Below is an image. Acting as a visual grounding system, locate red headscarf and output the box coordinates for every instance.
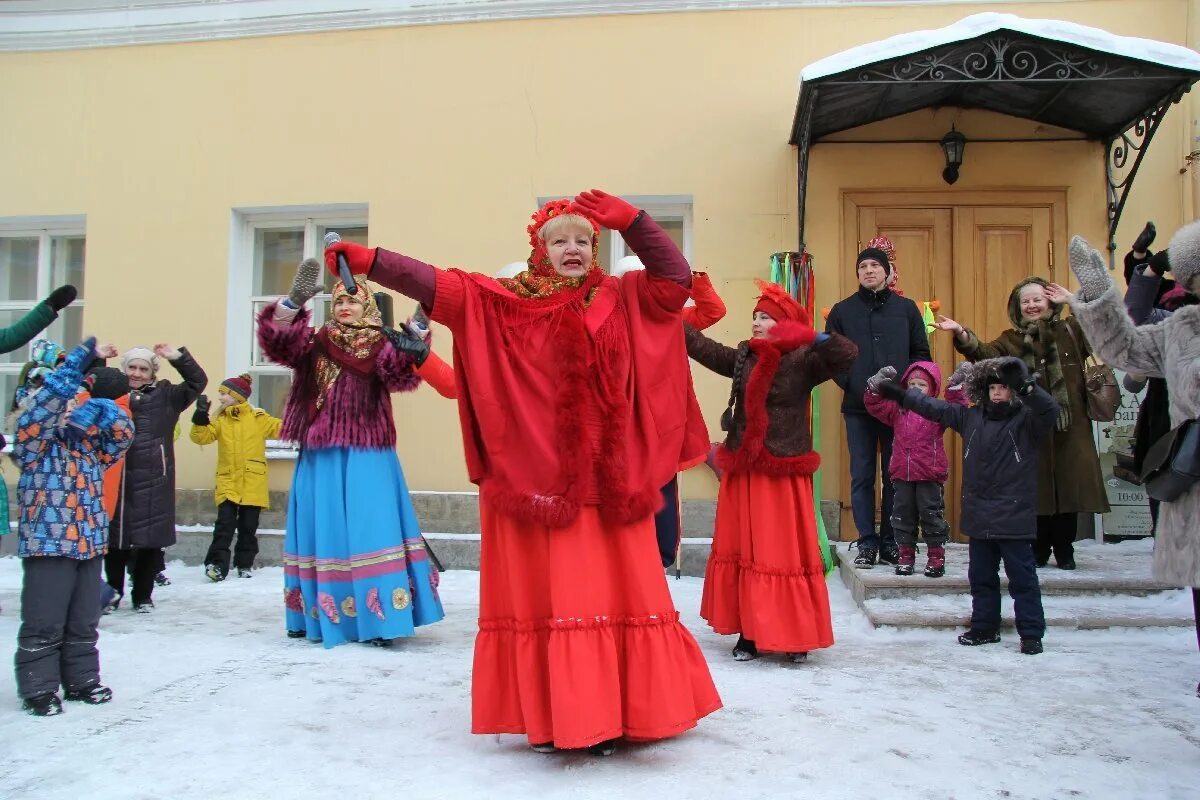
[753,279,808,325]
[494,199,604,304]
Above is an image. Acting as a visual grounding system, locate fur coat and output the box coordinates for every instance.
[1070,286,1200,587]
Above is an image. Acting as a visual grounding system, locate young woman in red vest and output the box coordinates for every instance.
[324,191,720,757]
[685,282,857,662]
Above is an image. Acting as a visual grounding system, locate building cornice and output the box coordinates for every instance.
[0,0,1028,53]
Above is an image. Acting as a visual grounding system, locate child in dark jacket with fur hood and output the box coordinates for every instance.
[864,361,967,577]
[874,356,1058,655]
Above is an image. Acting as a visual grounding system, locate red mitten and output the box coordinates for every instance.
[323,241,377,279]
[572,189,639,232]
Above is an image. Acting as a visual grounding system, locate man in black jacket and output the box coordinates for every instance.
[825,246,931,567]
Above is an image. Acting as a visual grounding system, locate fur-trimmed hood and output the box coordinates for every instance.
[957,357,1026,407]
[1007,277,1063,329]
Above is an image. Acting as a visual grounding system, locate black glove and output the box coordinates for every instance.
[1147,250,1170,277]
[192,395,211,426]
[995,357,1035,395]
[1131,221,1156,254]
[383,325,430,366]
[876,379,907,403]
[45,284,78,312]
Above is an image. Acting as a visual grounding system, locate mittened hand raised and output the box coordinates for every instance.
[288,258,324,308]
[323,241,376,280]
[1132,221,1156,254]
[192,395,211,426]
[866,365,897,393]
[572,189,639,232]
[947,361,975,389]
[1067,235,1113,302]
[45,285,78,312]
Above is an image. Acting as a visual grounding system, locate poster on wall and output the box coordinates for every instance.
[1094,368,1153,538]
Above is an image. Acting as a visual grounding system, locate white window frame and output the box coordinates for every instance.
[0,215,87,439]
[227,204,368,458]
[536,194,693,269]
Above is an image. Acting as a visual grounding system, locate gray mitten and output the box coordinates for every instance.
[866,365,897,393]
[947,361,974,390]
[1067,235,1113,302]
[287,258,323,307]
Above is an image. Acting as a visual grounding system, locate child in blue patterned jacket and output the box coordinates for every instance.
[10,337,134,716]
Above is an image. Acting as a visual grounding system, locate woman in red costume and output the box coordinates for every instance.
[685,281,857,663]
[324,190,720,756]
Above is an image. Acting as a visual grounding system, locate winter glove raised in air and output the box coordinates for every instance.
[1067,236,1114,302]
[866,365,897,394]
[192,395,211,426]
[383,325,430,367]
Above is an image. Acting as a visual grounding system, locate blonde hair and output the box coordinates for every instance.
[537,213,594,245]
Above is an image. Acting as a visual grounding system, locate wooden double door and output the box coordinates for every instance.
[838,191,1067,541]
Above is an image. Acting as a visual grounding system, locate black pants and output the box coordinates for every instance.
[967,538,1045,640]
[105,547,160,606]
[890,480,950,547]
[206,501,262,573]
[844,412,895,549]
[654,478,681,569]
[1034,512,1077,565]
[15,557,104,699]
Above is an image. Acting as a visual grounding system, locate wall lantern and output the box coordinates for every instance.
[941,127,967,185]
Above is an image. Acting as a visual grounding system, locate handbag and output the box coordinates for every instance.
[1140,420,1200,502]
[1065,323,1120,422]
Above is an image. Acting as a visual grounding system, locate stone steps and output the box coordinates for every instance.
[837,541,1194,629]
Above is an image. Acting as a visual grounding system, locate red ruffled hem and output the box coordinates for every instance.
[473,502,722,749]
[472,612,722,749]
[700,556,834,653]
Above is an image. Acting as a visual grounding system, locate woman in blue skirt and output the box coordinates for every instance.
[257,258,444,647]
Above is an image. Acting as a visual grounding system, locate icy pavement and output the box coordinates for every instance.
[0,558,1197,800]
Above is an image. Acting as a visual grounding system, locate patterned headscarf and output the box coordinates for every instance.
[495,199,605,304]
[313,279,385,409]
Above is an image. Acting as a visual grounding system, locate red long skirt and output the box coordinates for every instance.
[700,472,834,653]
[471,502,722,749]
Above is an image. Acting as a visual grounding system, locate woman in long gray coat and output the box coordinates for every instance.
[1056,225,1200,697]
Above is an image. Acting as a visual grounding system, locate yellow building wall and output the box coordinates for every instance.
[0,0,1193,507]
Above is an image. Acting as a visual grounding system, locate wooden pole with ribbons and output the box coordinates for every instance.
[770,251,835,575]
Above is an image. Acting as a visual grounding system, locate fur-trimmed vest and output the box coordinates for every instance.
[686,322,857,476]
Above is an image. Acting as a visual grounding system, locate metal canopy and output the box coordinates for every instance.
[789,24,1200,260]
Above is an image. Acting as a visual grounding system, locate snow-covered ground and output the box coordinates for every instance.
[0,558,1197,800]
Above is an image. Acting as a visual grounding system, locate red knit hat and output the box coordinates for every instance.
[220,373,252,403]
[753,279,807,324]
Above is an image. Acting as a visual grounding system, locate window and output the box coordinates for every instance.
[0,217,86,434]
[227,206,368,428]
[536,195,693,272]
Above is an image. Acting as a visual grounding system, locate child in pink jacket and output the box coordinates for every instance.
[864,361,966,577]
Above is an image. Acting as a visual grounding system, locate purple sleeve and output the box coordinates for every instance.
[370,248,438,309]
[1124,267,1165,326]
[620,213,692,289]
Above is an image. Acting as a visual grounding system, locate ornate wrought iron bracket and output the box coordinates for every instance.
[1106,91,1185,268]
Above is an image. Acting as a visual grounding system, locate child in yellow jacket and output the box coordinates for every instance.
[190,374,282,581]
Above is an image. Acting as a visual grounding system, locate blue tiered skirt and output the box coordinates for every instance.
[283,447,444,648]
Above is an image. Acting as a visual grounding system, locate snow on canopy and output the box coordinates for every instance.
[800,12,1200,83]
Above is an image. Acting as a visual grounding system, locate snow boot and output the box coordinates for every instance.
[133,601,154,614]
[205,563,225,583]
[287,629,307,639]
[64,684,113,705]
[1020,638,1044,655]
[895,545,916,576]
[852,544,878,569]
[236,567,253,579]
[924,545,946,578]
[101,585,121,615]
[957,629,1001,646]
[154,572,171,587]
[22,693,63,717]
[732,635,759,661]
[878,540,901,566]
[588,739,619,757]
[530,742,558,754]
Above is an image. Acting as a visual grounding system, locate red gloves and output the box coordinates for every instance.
[573,189,639,232]
[323,241,377,279]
